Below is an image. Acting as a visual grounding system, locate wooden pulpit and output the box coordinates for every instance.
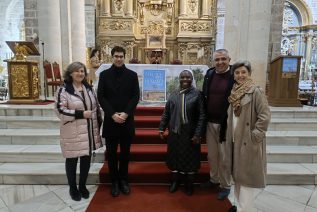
[268,55,302,107]
[4,41,41,103]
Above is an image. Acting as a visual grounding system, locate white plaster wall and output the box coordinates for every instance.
[224,0,273,89]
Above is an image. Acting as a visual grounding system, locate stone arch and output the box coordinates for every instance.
[287,0,313,26]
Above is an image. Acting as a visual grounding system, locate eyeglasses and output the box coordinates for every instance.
[113,55,124,59]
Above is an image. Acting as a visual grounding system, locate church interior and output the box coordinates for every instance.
[0,0,317,211]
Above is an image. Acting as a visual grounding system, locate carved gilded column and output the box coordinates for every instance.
[103,0,111,16]
[126,0,133,17]
[179,0,186,17]
[304,32,313,80]
[202,0,210,18]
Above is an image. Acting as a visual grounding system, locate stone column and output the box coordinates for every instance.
[37,0,62,98]
[179,0,186,17]
[224,0,273,90]
[126,0,133,17]
[37,0,62,64]
[103,0,111,16]
[70,0,86,63]
[202,0,210,18]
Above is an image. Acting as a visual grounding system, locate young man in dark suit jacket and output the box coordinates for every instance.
[97,46,140,197]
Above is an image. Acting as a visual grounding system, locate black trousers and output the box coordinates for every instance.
[106,138,132,183]
[65,155,91,189]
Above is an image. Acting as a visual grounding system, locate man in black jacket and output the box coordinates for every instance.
[97,46,140,197]
[201,49,234,200]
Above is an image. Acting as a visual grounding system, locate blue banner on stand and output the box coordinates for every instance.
[142,69,166,101]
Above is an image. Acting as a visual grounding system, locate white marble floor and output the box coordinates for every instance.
[0,184,316,212]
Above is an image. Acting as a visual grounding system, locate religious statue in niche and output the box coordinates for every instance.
[188,0,197,13]
[114,0,124,13]
[150,4,162,16]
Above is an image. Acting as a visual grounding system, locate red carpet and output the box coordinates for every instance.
[87,106,232,211]
[86,185,232,212]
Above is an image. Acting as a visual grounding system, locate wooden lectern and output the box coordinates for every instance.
[268,55,302,107]
[4,41,40,103]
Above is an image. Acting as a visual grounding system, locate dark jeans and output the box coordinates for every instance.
[106,138,132,183]
[65,155,91,189]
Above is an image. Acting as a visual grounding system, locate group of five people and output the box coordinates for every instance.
[55,46,271,212]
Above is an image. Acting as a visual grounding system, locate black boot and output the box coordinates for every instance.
[69,186,81,201]
[169,172,180,193]
[185,173,195,196]
[79,156,91,199]
[66,158,81,201]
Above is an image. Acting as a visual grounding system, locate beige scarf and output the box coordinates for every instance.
[228,78,254,117]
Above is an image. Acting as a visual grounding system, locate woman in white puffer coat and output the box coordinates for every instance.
[55,62,102,201]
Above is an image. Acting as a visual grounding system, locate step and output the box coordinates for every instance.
[0,104,56,117]
[3,116,317,132]
[0,144,208,163]
[266,131,317,146]
[0,162,316,185]
[0,145,105,163]
[267,163,317,185]
[135,106,164,116]
[2,129,317,145]
[0,116,59,129]
[269,106,317,118]
[268,118,317,131]
[0,162,103,184]
[135,116,161,128]
[95,162,211,184]
[0,129,60,145]
[1,105,317,118]
[2,144,317,164]
[267,146,317,163]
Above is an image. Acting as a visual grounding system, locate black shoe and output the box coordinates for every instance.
[69,187,81,201]
[111,182,120,197]
[79,186,90,199]
[169,181,180,193]
[200,180,220,189]
[218,188,230,200]
[228,206,237,212]
[185,181,194,196]
[120,180,130,195]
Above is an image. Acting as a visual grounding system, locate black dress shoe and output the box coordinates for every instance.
[120,180,130,195]
[185,182,194,196]
[200,180,220,189]
[169,181,180,193]
[228,206,237,212]
[69,187,81,201]
[111,182,120,197]
[79,186,90,199]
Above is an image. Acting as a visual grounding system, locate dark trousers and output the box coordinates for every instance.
[106,138,132,183]
[65,155,91,189]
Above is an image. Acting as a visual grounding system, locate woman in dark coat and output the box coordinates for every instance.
[159,69,205,195]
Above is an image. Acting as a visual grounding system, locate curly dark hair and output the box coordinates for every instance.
[63,62,88,83]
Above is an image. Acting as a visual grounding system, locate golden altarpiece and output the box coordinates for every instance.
[4,41,40,103]
[96,0,216,65]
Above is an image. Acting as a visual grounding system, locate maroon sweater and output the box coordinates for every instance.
[207,71,232,123]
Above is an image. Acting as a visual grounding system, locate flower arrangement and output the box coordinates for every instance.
[129,58,141,64]
[170,59,182,65]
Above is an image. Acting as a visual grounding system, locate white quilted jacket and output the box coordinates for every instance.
[54,83,102,158]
